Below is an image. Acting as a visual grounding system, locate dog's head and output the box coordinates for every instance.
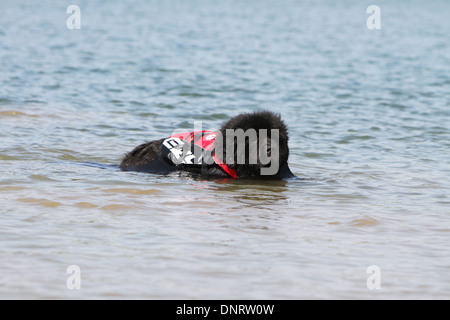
[216,110,289,178]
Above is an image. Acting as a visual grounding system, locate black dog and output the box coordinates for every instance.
[120,110,295,179]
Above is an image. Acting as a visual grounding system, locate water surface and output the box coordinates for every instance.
[1,0,449,299]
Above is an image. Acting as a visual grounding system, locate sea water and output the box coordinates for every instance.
[0,0,449,299]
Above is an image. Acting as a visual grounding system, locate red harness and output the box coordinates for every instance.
[166,131,237,179]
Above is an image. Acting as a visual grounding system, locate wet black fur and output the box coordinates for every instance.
[120,110,295,179]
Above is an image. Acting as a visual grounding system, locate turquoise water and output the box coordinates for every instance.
[0,0,449,299]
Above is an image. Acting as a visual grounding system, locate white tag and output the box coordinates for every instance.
[162,137,201,165]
